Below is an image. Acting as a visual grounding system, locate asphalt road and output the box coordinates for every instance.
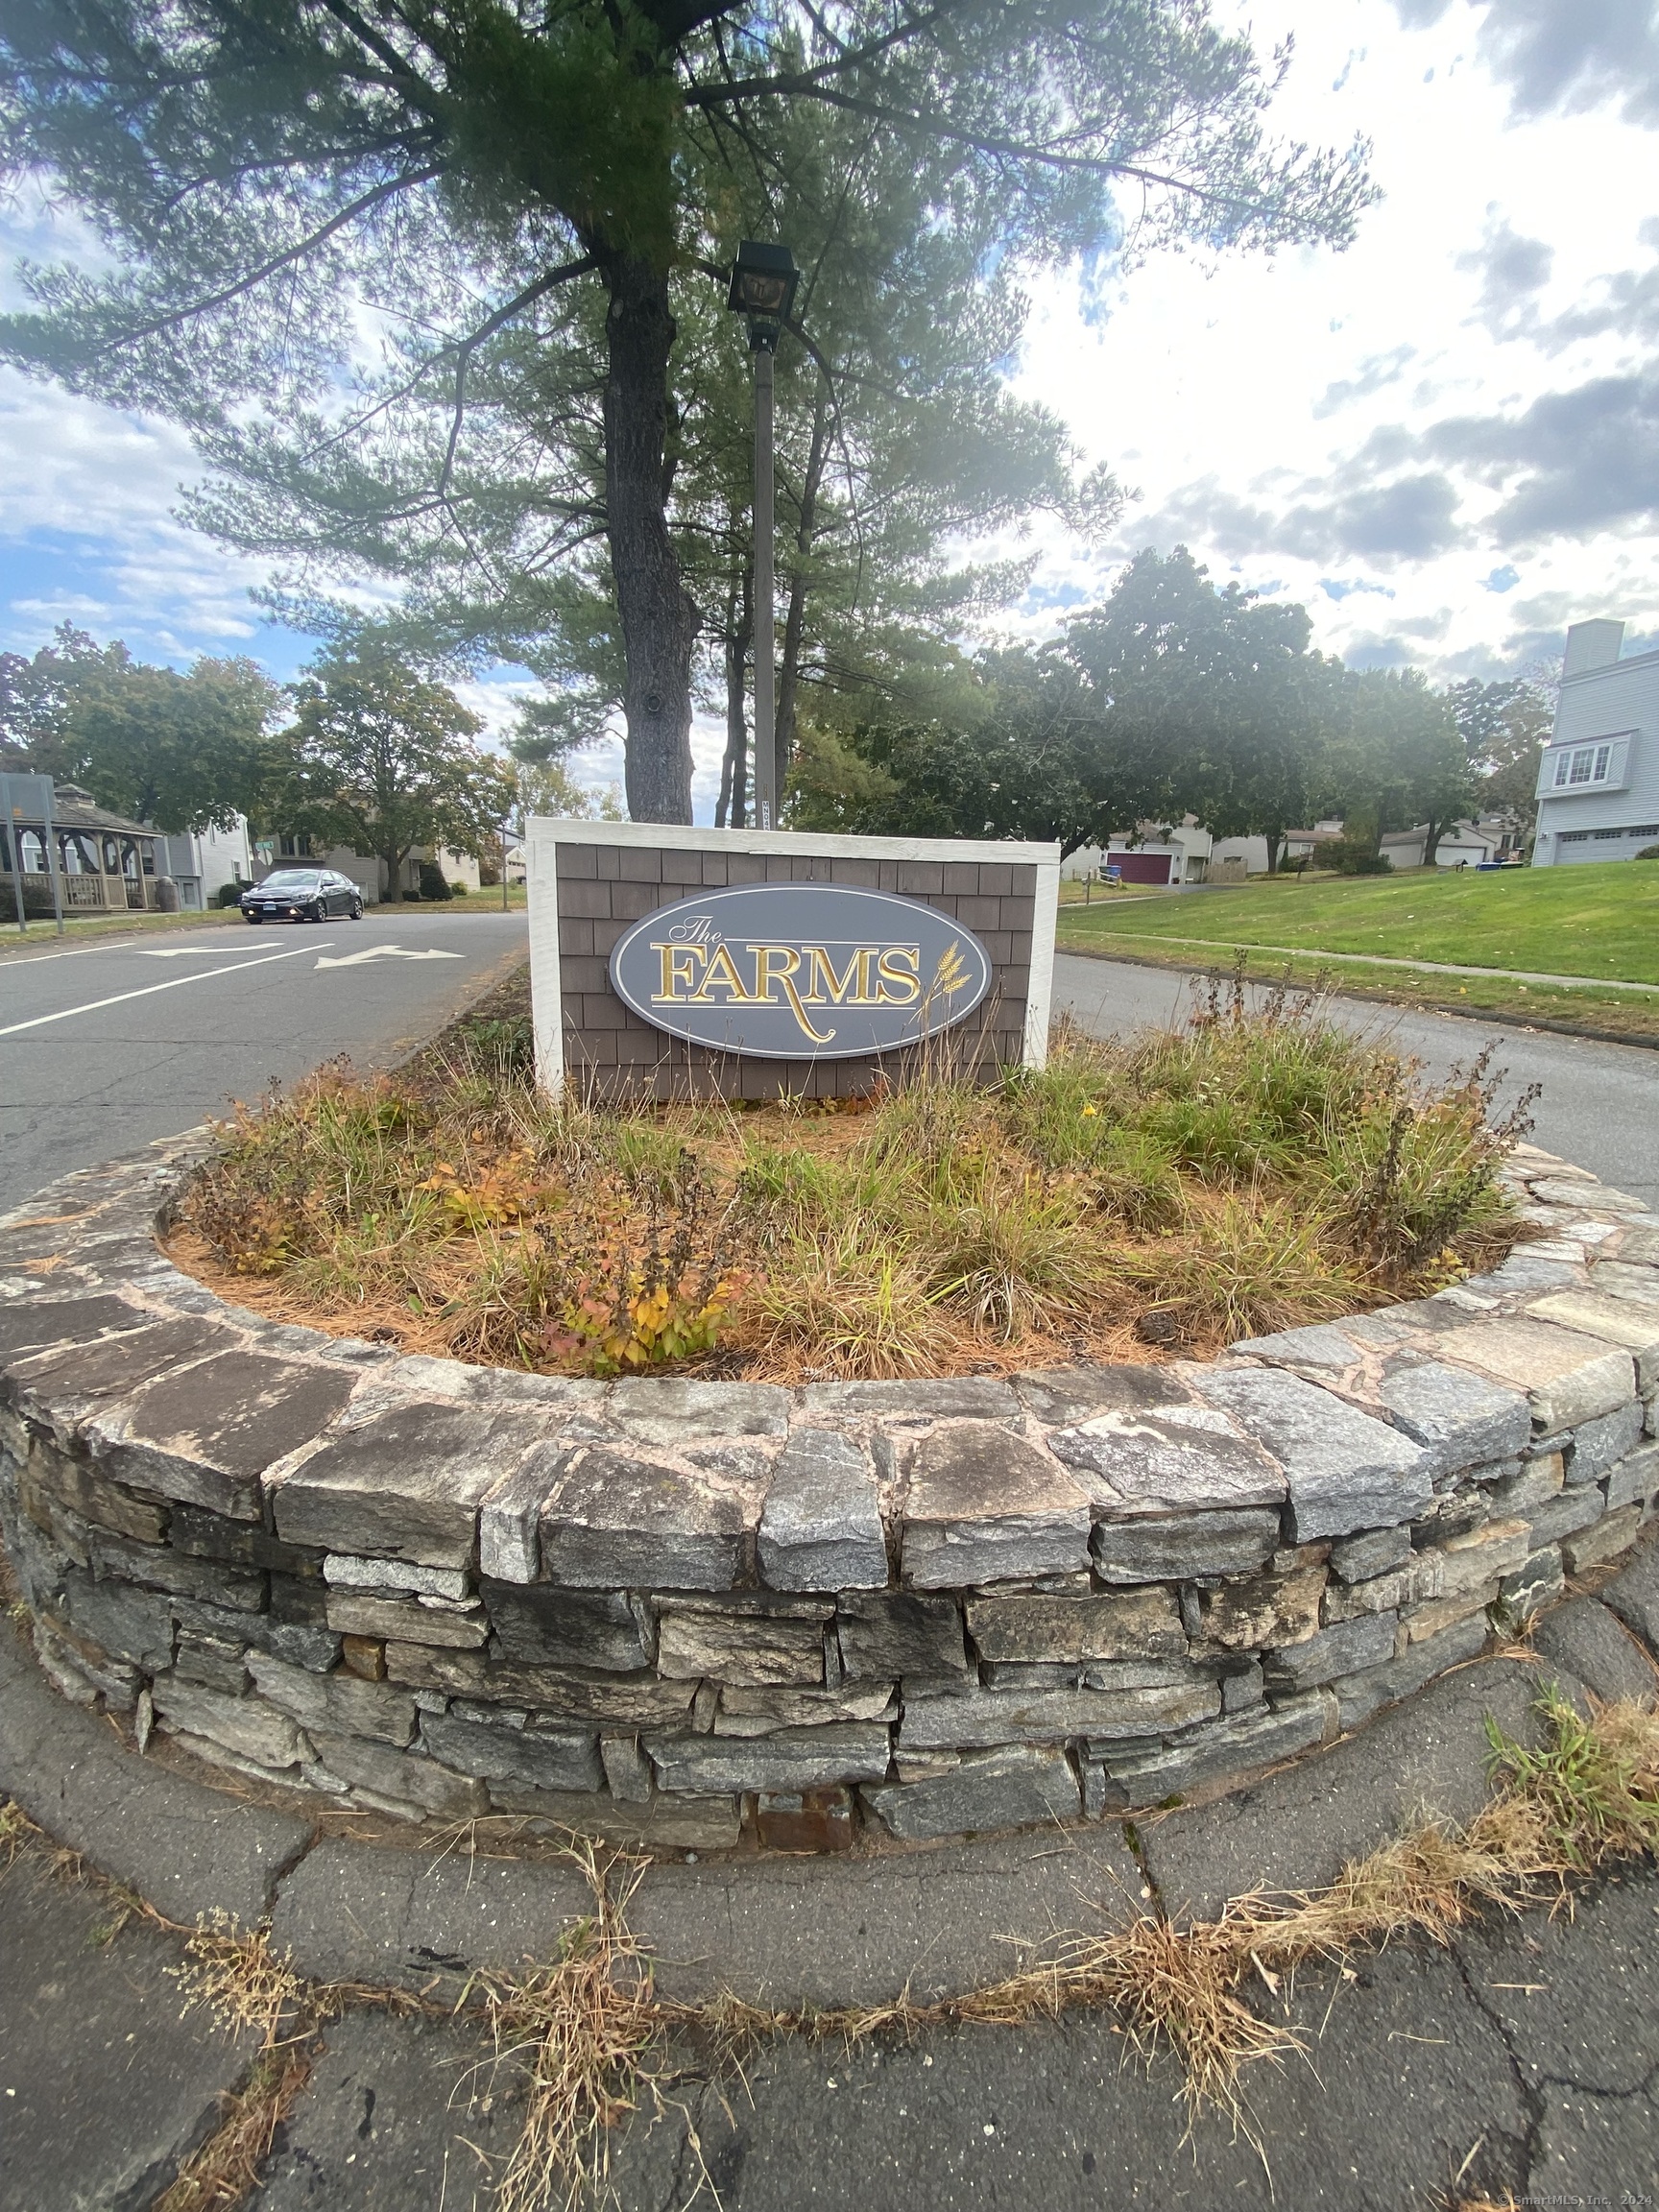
[0,910,529,1212]
[1053,950,1659,1210]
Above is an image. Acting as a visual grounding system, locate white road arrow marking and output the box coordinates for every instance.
[314,945,466,970]
[138,943,269,957]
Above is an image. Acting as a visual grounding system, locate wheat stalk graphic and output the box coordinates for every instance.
[930,942,971,1000]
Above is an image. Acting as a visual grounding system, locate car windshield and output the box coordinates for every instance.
[256,871,321,892]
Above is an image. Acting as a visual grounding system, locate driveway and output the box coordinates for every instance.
[0,910,528,1211]
[1053,950,1659,1209]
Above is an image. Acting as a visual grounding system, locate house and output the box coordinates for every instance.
[156,819,258,909]
[1531,618,1659,866]
[253,832,481,901]
[1065,819,1214,886]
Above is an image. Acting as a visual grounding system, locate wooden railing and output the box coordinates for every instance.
[3,870,156,915]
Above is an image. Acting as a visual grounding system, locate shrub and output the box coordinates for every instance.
[418,861,455,900]
[1323,837,1393,875]
[751,1217,955,1377]
[214,880,246,906]
[1117,1191,1365,1346]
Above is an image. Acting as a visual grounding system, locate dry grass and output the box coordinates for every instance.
[171,967,1532,1382]
[430,1688,1659,2195]
[4,1687,1656,2202]
[464,1841,671,2212]
[153,2046,316,2212]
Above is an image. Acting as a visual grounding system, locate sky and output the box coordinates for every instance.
[3,0,1659,814]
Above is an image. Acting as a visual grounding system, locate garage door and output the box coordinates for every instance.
[1111,851,1173,885]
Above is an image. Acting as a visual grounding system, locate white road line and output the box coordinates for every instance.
[0,943,334,1038]
[0,931,257,966]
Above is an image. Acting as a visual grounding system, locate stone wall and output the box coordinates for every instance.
[537,827,1043,1101]
[1,1142,1656,1854]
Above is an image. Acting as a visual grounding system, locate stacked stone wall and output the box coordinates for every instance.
[1,1141,1656,1853]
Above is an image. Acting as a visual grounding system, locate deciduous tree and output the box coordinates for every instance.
[281,633,516,901]
[1,625,279,830]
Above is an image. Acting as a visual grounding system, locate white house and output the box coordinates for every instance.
[1065,819,1214,886]
[1532,619,1659,867]
[156,819,258,908]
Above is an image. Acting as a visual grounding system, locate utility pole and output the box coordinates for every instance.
[752,345,778,831]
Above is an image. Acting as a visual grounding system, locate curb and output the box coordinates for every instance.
[6,1532,1655,2008]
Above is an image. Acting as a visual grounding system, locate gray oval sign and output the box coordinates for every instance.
[608,882,993,1060]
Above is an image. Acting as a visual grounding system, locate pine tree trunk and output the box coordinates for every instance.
[775,376,829,786]
[600,253,698,823]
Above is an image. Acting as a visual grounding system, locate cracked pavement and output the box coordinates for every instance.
[4,1830,1654,2210]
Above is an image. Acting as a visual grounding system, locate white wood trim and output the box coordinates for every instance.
[526,828,566,1096]
[1022,855,1061,1070]
[524,817,1062,868]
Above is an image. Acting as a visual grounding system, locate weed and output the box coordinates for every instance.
[1482,1682,1659,1868]
[468,1842,664,2212]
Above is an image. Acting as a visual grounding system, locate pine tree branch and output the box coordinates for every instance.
[684,78,1285,216]
[435,256,598,496]
[103,163,444,349]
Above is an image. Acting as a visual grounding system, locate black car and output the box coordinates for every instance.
[241,868,365,924]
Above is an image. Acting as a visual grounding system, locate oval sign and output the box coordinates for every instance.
[608,882,993,1060]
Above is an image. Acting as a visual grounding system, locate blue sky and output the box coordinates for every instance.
[5,0,1659,813]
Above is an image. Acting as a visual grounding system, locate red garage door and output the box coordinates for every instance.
[1111,851,1172,885]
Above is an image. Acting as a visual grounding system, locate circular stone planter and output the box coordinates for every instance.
[1,1134,1656,1858]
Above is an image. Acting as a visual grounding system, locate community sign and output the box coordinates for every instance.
[608,882,993,1059]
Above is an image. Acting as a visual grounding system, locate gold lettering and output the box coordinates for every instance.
[877,945,921,1005]
[653,943,704,1001]
[689,943,752,1000]
[804,945,865,1003]
[753,945,837,1045]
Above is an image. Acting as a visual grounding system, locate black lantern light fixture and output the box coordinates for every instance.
[726,241,800,830]
[727,239,799,351]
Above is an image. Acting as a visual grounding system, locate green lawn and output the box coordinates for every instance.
[1055,862,1659,985]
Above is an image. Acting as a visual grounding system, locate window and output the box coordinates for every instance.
[1553,742,1619,787]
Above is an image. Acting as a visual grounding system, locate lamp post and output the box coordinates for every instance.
[727,240,800,832]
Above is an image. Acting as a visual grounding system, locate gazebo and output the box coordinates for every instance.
[0,781,164,917]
